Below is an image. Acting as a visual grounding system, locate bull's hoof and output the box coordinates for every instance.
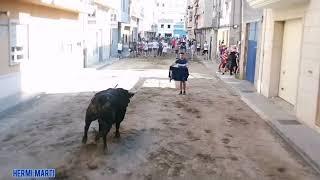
[115,132,120,138]
[82,136,87,144]
[95,135,100,142]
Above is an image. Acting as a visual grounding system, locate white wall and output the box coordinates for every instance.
[258,1,320,131]
[0,73,21,99]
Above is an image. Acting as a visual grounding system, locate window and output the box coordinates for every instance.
[162,3,164,7]
[157,3,159,6]
[9,21,29,65]
[88,10,96,17]
[111,14,117,21]
[168,25,171,29]
[161,24,164,28]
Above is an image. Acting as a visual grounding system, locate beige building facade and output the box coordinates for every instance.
[247,0,320,131]
[217,0,241,47]
[0,0,88,98]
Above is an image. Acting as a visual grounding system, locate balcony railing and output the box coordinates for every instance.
[246,0,309,8]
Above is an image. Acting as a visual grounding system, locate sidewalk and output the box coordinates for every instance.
[86,57,120,70]
[0,92,43,119]
[201,59,320,174]
[0,58,123,117]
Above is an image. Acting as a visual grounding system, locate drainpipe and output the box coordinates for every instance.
[258,10,266,94]
[239,0,242,55]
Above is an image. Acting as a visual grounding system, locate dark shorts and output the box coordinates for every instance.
[203,50,208,54]
[118,50,122,54]
[169,66,189,82]
[148,48,152,52]
[175,50,179,54]
[197,48,201,52]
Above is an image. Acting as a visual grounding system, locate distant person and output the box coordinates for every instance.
[117,42,123,59]
[196,42,201,55]
[191,43,196,59]
[153,40,159,57]
[221,48,229,75]
[228,46,238,75]
[132,40,137,57]
[203,41,209,60]
[180,42,187,53]
[143,41,149,57]
[170,52,189,95]
[148,41,153,57]
[158,40,163,56]
[162,41,168,56]
[174,43,180,58]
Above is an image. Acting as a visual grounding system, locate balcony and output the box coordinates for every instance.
[247,0,309,8]
[20,0,91,13]
[94,0,117,9]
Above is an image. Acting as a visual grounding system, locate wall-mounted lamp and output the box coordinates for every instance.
[0,11,10,16]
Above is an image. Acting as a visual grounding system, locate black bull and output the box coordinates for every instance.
[82,88,134,151]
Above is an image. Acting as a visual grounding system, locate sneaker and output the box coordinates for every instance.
[179,91,182,95]
[183,91,186,95]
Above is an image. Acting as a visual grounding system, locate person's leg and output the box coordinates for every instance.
[183,81,186,94]
[218,61,222,72]
[179,81,183,94]
[222,63,226,75]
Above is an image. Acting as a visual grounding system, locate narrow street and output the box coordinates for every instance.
[0,56,319,180]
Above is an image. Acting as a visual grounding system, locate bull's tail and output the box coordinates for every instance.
[114,84,118,88]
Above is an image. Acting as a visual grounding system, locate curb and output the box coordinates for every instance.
[240,94,320,175]
[210,70,320,174]
[197,59,320,175]
[0,92,44,119]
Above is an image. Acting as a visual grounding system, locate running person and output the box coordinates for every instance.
[117,41,123,59]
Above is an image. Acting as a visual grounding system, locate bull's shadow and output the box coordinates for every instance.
[84,127,150,155]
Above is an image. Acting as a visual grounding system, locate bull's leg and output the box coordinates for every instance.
[102,124,112,153]
[82,120,92,144]
[95,121,101,142]
[115,108,127,138]
[115,122,121,138]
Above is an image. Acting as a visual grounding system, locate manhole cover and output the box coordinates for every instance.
[277,120,302,125]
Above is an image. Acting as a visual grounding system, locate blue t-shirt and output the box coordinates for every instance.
[175,59,188,68]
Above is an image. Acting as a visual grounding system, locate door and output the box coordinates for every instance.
[246,22,258,83]
[209,36,212,59]
[317,89,320,127]
[111,28,118,57]
[87,29,99,65]
[278,19,303,105]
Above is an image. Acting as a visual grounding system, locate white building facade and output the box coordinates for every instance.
[247,0,320,132]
